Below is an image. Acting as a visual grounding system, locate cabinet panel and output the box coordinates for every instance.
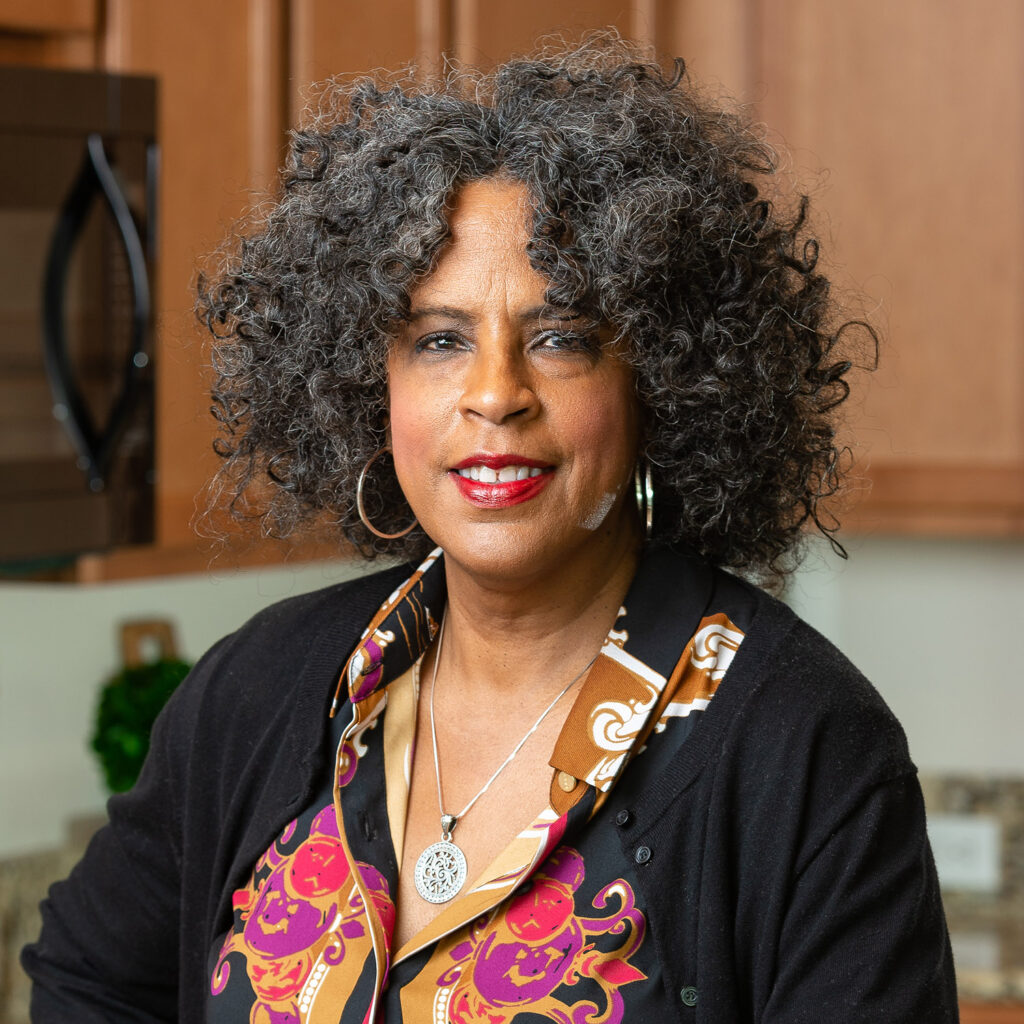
[750,0,1024,528]
[0,0,95,33]
[451,0,635,67]
[0,0,96,68]
[289,0,423,125]
[103,0,287,549]
[961,1004,1024,1024]
[656,0,752,100]
[0,33,94,67]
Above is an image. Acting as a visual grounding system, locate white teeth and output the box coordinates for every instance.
[456,464,548,482]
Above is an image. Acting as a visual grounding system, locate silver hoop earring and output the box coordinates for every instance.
[356,447,417,540]
[634,460,653,539]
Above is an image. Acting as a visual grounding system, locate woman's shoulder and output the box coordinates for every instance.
[704,566,915,780]
[224,559,412,658]
[163,560,413,729]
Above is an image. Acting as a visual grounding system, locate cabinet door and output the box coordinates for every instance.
[746,0,1024,533]
[960,1004,1024,1024]
[453,0,1024,533]
[102,0,287,551]
[449,0,634,66]
[0,0,97,67]
[286,1,642,115]
[288,0,423,126]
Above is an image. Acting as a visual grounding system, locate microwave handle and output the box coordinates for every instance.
[42,132,152,492]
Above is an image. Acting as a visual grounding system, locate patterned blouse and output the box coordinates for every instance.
[207,545,756,1023]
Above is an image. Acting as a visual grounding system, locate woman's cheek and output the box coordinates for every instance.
[564,380,639,530]
[387,381,434,470]
[387,377,455,535]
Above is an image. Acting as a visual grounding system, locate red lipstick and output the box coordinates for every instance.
[449,453,554,509]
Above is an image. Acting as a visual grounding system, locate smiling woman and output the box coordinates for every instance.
[388,179,639,591]
[23,32,958,1024]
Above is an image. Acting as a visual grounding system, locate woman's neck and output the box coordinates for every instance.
[434,523,641,701]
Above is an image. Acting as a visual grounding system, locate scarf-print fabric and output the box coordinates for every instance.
[207,545,754,1023]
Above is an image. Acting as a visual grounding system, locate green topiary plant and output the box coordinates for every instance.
[91,657,192,793]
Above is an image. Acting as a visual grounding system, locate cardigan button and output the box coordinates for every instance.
[634,845,652,864]
[614,809,632,827]
[680,986,698,1007]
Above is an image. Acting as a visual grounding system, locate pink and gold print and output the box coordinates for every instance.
[407,846,646,1024]
[211,805,393,1024]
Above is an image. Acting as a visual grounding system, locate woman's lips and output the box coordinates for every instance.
[449,455,554,508]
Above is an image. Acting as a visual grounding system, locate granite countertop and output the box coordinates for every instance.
[920,775,1024,1006]
[949,912,1024,1003]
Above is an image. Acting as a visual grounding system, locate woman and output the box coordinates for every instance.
[24,35,957,1023]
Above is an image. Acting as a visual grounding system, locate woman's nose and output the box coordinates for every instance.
[457,339,539,425]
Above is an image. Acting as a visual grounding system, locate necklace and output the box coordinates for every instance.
[413,610,597,904]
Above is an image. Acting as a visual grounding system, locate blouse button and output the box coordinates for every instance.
[680,986,699,1007]
[615,809,632,827]
[557,771,578,793]
[634,845,652,864]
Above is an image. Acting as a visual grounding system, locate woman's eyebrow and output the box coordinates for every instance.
[406,304,586,324]
[522,304,587,323]
[406,305,475,323]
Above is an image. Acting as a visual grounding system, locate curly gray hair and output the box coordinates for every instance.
[197,32,873,582]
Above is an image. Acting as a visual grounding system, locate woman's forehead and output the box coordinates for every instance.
[447,178,533,245]
[408,179,545,310]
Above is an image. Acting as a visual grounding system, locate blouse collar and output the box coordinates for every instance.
[333,545,715,800]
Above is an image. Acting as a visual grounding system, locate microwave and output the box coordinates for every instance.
[0,65,158,572]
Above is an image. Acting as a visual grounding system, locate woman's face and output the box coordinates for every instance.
[387,178,640,587]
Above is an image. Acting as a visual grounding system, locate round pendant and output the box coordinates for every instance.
[414,839,467,903]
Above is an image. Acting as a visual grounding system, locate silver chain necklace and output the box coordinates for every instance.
[413,609,597,904]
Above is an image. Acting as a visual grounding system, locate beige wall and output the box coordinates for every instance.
[0,558,372,859]
[787,536,1024,775]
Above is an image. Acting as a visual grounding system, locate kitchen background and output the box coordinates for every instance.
[1,2,1022,1022]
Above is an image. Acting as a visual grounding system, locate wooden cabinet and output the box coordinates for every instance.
[0,0,286,577]
[4,0,1020,578]
[961,1004,1024,1024]
[289,0,422,117]
[0,0,96,67]
[449,0,632,65]
[206,0,1024,541]
[101,0,283,552]
[673,0,1024,535]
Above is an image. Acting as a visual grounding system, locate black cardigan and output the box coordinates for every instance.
[23,561,959,1022]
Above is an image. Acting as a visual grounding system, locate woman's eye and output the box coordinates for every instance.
[415,332,464,353]
[534,330,597,353]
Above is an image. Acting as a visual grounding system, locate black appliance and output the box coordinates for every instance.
[0,65,158,570]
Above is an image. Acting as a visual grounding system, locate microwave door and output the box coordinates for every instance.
[0,105,156,568]
[43,131,152,493]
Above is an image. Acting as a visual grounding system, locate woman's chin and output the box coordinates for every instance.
[432,526,554,586]
[429,514,637,593]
